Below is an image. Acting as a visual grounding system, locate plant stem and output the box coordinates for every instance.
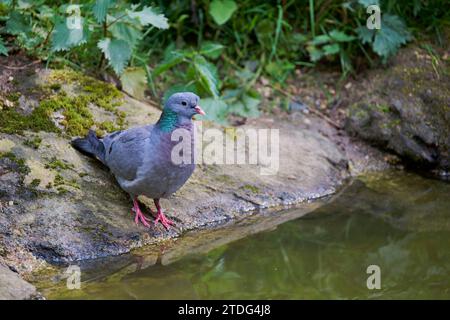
[98,20,108,71]
[269,5,283,62]
[309,0,315,38]
[106,12,128,28]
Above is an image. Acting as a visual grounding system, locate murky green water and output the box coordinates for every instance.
[38,171,450,299]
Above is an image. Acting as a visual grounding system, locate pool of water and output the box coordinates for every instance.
[37,171,450,299]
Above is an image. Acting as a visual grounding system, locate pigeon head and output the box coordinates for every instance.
[164,92,205,119]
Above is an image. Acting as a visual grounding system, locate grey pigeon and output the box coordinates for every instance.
[71,92,205,229]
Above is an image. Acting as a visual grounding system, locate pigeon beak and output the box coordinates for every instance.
[194,105,206,115]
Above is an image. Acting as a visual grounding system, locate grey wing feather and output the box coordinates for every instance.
[103,125,153,181]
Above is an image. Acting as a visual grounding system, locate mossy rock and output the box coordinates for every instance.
[345,44,450,175]
[0,68,125,137]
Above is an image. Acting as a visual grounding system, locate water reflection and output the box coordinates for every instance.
[39,171,450,299]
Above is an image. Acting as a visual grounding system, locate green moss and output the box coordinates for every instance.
[54,173,64,186]
[0,105,59,135]
[48,69,122,111]
[99,121,119,133]
[23,136,42,149]
[217,174,234,183]
[49,83,62,91]
[377,104,390,113]
[241,184,260,193]
[45,157,74,171]
[57,187,68,195]
[53,173,79,190]
[39,93,95,137]
[6,92,21,103]
[30,179,41,188]
[0,152,29,175]
[0,69,126,137]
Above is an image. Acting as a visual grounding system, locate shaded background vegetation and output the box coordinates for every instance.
[0,0,449,123]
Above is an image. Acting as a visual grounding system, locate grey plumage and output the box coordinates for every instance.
[72,92,201,202]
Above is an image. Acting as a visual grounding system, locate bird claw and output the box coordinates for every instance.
[132,199,151,227]
[154,212,174,230]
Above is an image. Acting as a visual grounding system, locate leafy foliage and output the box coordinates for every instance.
[120,67,147,100]
[0,0,447,124]
[51,18,88,52]
[98,38,132,75]
[357,14,412,61]
[209,0,237,25]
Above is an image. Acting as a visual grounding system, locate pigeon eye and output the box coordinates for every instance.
[181,101,187,106]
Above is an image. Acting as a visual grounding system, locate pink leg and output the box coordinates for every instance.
[153,199,174,230]
[132,197,151,227]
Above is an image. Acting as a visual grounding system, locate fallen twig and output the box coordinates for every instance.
[273,85,342,129]
[0,59,41,70]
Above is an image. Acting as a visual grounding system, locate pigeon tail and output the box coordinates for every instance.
[71,130,106,164]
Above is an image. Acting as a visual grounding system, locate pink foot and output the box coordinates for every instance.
[154,199,174,230]
[132,198,151,227]
[154,211,174,229]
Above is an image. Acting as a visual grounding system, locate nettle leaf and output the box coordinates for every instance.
[200,42,224,60]
[110,22,142,49]
[373,14,412,59]
[356,25,374,44]
[127,6,169,29]
[0,37,8,56]
[209,0,237,25]
[120,67,147,100]
[199,97,228,124]
[51,18,88,52]
[93,0,111,23]
[98,38,132,75]
[193,55,219,98]
[6,11,30,35]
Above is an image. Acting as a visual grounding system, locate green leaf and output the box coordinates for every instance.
[0,37,8,56]
[93,0,111,23]
[200,42,224,60]
[120,67,147,100]
[98,38,132,75]
[311,34,331,45]
[127,6,169,29]
[225,91,260,118]
[51,18,88,52]
[193,55,219,98]
[323,43,340,55]
[199,97,228,124]
[356,26,374,44]
[329,29,356,42]
[373,14,412,59]
[6,11,30,35]
[307,45,324,62]
[153,49,188,77]
[264,60,295,82]
[110,22,142,49]
[209,0,237,25]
